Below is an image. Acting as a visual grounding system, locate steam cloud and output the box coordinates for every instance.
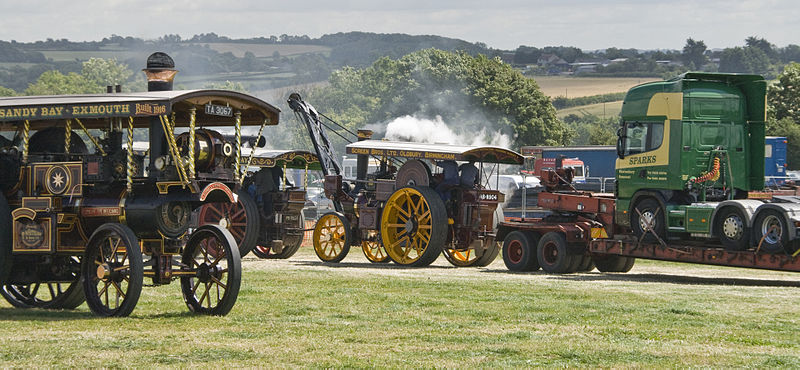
[382,115,511,148]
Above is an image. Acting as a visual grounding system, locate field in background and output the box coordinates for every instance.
[1,248,797,367]
[195,43,331,58]
[38,50,146,62]
[533,76,657,98]
[557,100,624,119]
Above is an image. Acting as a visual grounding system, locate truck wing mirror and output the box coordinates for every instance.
[616,128,625,159]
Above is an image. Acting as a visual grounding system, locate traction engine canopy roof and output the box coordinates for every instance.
[0,89,280,131]
[346,139,524,165]
[243,149,321,170]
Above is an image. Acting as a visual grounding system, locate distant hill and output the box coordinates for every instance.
[316,32,493,67]
[0,32,495,92]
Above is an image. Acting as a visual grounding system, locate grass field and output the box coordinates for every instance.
[557,100,624,119]
[534,76,658,98]
[193,43,331,58]
[38,50,146,62]
[1,247,798,367]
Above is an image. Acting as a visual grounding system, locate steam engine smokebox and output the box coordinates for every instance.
[79,186,199,239]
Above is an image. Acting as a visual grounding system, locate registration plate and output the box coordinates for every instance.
[205,104,233,117]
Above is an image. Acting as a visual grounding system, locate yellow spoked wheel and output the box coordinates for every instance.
[442,247,481,267]
[361,240,390,263]
[313,212,351,263]
[443,241,501,267]
[381,186,446,267]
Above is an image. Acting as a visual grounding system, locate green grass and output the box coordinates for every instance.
[557,100,623,119]
[0,249,798,367]
[38,50,145,62]
[192,43,331,58]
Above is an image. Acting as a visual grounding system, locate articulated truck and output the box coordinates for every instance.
[499,72,800,274]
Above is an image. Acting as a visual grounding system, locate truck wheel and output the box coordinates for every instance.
[82,223,143,317]
[181,225,241,315]
[381,186,447,267]
[313,212,351,263]
[593,255,634,272]
[502,231,539,271]
[715,207,749,251]
[197,190,260,258]
[753,209,788,253]
[631,198,666,243]
[537,232,575,273]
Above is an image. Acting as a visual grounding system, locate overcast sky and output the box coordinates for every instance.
[1,0,797,51]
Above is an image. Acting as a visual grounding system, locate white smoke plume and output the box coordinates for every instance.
[383,115,511,148]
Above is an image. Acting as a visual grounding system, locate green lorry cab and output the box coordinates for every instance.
[615,72,800,254]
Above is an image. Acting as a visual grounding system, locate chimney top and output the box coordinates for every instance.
[146,52,175,70]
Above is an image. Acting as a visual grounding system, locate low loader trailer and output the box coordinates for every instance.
[498,72,800,274]
[499,189,800,273]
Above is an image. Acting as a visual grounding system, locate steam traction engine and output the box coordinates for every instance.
[0,53,281,316]
[197,149,321,259]
[288,94,523,266]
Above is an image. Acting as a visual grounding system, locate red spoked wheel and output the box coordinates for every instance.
[197,190,260,257]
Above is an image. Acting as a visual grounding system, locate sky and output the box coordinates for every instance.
[1,0,798,51]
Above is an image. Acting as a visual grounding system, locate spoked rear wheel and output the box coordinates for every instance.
[443,240,501,267]
[443,247,480,267]
[362,240,390,263]
[1,257,84,309]
[180,225,241,315]
[381,186,447,267]
[197,190,260,258]
[312,212,351,263]
[81,223,143,317]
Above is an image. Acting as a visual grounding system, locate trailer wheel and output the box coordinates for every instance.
[313,212,352,263]
[631,197,666,243]
[502,231,539,271]
[82,223,143,317]
[537,232,575,273]
[197,190,260,257]
[362,241,390,263]
[381,186,446,267]
[753,209,789,254]
[593,255,635,273]
[715,207,749,251]
[180,225,241,315]
[1,256,84,309]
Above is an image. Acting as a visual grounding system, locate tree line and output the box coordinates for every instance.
[514,37,800,78]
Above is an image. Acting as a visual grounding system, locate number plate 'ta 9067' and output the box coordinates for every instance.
[205,104,233,117]
[479,192,499,201]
